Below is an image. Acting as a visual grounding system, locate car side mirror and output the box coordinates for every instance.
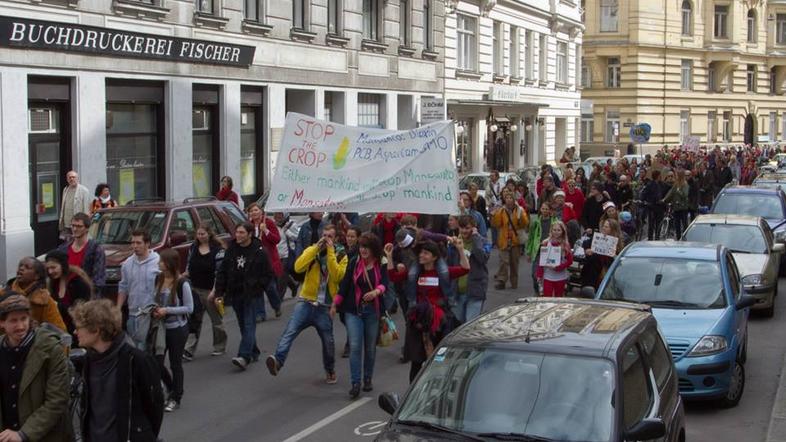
[378,392,400,415]
[736,294,756,310]
[580,286,596,299]
[624,418,666,441]
[773,243,786,254]
[169,230,188,247]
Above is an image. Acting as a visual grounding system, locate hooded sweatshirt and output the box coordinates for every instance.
[118,251,161,312]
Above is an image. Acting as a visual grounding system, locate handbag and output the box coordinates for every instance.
[377,311,399,347]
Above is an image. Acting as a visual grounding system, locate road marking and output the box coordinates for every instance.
[281,397,373,442]
[354,420,387,437]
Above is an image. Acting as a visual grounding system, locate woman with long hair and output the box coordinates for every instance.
[45,250,93,336]
[662,168,690,238]
[332,233,390,398]
[535,221,573,297]
[153,249,194,412]
[581,218,625,289]
[246,202,283,321]
[5,256,66,331]
[183,224,227,360]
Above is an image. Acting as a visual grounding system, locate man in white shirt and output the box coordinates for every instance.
[58,170,92,240]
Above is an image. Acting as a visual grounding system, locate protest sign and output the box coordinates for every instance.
[265,113,458,214]
[539,244,562,268]
[591,232,619,257]
[683,135,700,153]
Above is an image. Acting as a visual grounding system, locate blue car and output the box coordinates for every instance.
[594,241,756,407]
[712,186,786,243]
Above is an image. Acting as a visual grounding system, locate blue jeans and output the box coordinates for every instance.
[345,304,379,385]
[273,301,335,373]
[126,317,146,351]
[233,296,261,362]
[453,293,485,324]
[256,279,282,320]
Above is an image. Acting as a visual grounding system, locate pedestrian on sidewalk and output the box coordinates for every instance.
[58,170,92,241]
[247,203,283,321]
[117,230,160,350]
[332,233,388,399]
[212,223,274,371]
[266,224,348,384]
[490,192,529,290]
[183,224,227,360]
[152,249,193,412]
[536,221,573,297]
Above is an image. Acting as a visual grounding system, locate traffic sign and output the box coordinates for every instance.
[629,123,651,143]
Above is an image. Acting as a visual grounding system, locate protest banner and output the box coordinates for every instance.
[591,232,619,257]
[683,135,700,153]
[265,112,458,214]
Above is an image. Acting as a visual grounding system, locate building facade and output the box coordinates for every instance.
[0,0,444,277]
[581,0,786,156]
[444,0,583,173]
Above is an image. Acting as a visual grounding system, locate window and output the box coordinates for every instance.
[581,60,592,88]
[726,70,734,92]
[782,112,786,141]
[708,65,716,92]
[639,329,673,391]
[708,111,717,142]
[525,30,534,80]
[196,0,214,14]
[293,0,306,29]
[192,106,216,198]
[606,110,620,143]
[771,112,778,141]
[510,26,519,78]
[747,9,756,43]
[358,93,383,128]
[607,57,621,88]
[456,14,477,71]
[714,5,728,38]
[539,34,547,82]
[196,207,227,235]
[621,346,653,429]
[169,210,196,242]
[680,59,692,91]
[424,0,433,50]
[557,41,568,84]
[240,103,262,197]
[575,44,582,87]
[680,110,690,143]
[722,110,732,142]
[493,21,503,75]
[778,14,786,45]
[747,64,756,92]
[581,114,594,142]
[681,0,692,36]
[363,0,380,40]
[327,0,340,34]
[600,0,619,32]
[244,0,263,22]
[456,119,473,173]
[400,0,409,45]
[771,67,778,95]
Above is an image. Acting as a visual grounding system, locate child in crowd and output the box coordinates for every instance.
[535,221,574,297]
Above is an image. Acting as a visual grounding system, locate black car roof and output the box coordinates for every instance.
[443,298,652,359]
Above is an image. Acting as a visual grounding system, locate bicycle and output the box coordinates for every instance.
[658,203,676,240]
[622,199,647,242]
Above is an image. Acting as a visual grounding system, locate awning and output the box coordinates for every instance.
[447,99,550,107]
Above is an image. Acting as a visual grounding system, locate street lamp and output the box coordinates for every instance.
[490,124,498,132]
[455,124,465,135]
[510,124,518,132]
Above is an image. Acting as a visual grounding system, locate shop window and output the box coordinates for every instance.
[192,85,220,198]
[324,91,345,123]
[358,93,384,128]
[240,86,264,199]
[106,103,161,205]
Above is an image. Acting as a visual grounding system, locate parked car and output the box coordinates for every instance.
[515,166,565,189]
[89,197,246,298]
[593,241,756,407]
[583,156,618,166]
[682,215,784,316]
[458,172,521,199]
[376,297,686,442]
[623,154,646,164]
[753,172,786,192]
[711,186,786,244]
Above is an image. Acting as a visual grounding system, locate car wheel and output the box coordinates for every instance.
[717,359,745,408]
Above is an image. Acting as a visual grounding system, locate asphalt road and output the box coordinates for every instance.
[160,251,786,442]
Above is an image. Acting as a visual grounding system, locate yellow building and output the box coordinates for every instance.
[580,0,786,155]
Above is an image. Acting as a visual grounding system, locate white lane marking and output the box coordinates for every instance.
[281,397,373,442]
[354,421,387,437]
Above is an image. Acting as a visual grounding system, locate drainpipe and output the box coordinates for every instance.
[662,0,669,149]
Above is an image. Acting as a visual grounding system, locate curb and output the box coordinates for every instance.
[766,349,786,442]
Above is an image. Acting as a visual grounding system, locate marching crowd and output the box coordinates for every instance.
[0,142,781,441]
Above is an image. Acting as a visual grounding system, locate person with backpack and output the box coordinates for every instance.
[490,192,529,290]
[151,249,193,412]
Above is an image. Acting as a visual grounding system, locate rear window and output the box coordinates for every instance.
[221,204,247,227]
[683,224,767,254]
[90,210,167,245]
[714,193,783,219]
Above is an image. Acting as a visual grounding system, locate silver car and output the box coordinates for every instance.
[683,214,785,317]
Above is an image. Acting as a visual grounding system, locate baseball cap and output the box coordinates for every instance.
[553,190,566,199]
[602,201,617,211]
[0,292,31,316]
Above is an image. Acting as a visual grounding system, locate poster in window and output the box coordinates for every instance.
[240,159,255,195]
[192,163,210,198]
[119,169,135,205]
[41,182,54,209]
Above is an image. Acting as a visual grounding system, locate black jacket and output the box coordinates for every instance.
[81,336,164,442]
[214,237,273,300]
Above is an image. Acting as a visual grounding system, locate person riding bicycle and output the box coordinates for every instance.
[640,170,667,240]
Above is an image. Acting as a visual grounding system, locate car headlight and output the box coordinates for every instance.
[689,335,728,357]
[742,274,764,286]
[776,230,786,243]
[105,266,121,282]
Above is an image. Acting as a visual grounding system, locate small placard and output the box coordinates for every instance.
[591,232,619,257]
[539,245,562,267]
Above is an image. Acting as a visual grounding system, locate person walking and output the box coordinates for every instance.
[273,212,300,300]
[448,215,489,323]
[526,202,557,295]
[266,224,348,384]
[339,226,362,358]
[212,223,274,371]
[661,168,690,238]
[580,181,610,231]
[58,170,92,240]
[4,257,67,332]
[152,249,193,412]
[116,230,160,350]
[332,233,388,399]
[580,219,625,289]
[295,212,327,258]
[536,221,574,297]
[490,192,529,290]
[58,212,106,296]
[247,203,283,321]
[0,293,70,442]
[183,224,227,359]
[641,170,665,240]
[70,299,164,442]
[44,250,93,337]
[90,183,117,214]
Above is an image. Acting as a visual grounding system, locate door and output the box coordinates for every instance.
[29,103,71,255]
[744,114,755,146]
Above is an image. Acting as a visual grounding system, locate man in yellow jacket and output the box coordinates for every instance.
[266,224,347,384]
[491,192,529,290]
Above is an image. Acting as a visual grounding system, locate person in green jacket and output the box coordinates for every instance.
[661,168,691,238]
[525,201,558,295]
[0,292,70,442]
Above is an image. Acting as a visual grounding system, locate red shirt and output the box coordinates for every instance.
[389,266,469,332]
[254,217,283,276]
[68,243,88,268]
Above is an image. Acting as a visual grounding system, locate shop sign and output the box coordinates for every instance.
[0,15,256,67]
[421,97,445,124]
[489,85,520,102]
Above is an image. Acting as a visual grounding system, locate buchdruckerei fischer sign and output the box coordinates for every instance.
[0,15,256,67]
[266,113,458,214]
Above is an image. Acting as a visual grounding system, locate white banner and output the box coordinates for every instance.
[591,232,619,257]
[265,113,459,214]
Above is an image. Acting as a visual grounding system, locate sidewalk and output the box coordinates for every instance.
[767,350,786,441]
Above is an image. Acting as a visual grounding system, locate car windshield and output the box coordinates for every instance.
[684,224,767,254]
[89,210,167,245]
[714,193,783,219]
[459,176,489,191]
[599,257,726,308]
[396,347,614,442]
[754,181,786,191]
